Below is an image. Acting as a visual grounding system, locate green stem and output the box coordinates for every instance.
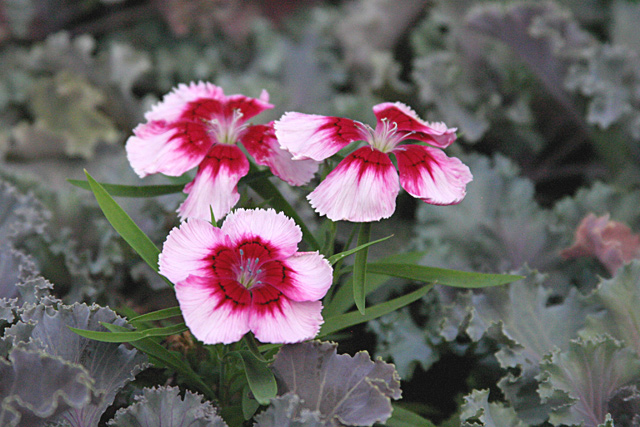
[353,222,372,314]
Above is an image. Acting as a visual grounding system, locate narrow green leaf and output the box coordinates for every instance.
[386,405,437,427]
[68,179,185,197]
[103,323,216,399]
[234,350,278,405]
[327,234,393,266]
[366,263,524,288]
[320,284,433,337]
[324,252,426,318]
[69,322,187,343]
[353,222,371,314]
[128,306,183,324]
[246,172,320,251]
[84,170,164,277]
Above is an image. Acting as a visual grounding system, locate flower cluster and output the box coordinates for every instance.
[126,82,318,222]
[128,82,472,344]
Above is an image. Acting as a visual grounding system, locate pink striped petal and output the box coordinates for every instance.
[176,275,251,344]
[308,147,399,222]
[249,289,324,343]
[281,252,333,301]
[126,120,211,177]
[242,123,319,186]
[373,102,457,148]
[145,82,225,123]
[394,144,472,205]
[158,218,230,284]
[178,144,249,222]
[275,112,366,161]
[222,208,302,259]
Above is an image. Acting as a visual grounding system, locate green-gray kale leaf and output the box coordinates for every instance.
[107,386,227,427]
[270,341,401,427]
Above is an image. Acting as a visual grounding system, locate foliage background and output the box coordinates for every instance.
[3,0,640,426]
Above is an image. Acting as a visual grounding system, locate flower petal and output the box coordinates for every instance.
[308,147,399,222]
[249,288,324,343]
[394,144,472,205]
[222,208,302,259]
[145,81,225,123]
[259,252,332,302]
[275,112,366,161]
[373,102,457,148]
[177,144,249,222]
[224,93,273,122]
[158,218,230,284]
[242,123,319,186]
[176,275,251,345]
[126,120,212,177]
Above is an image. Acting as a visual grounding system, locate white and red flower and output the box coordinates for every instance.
[275,102,473,222]
[126,82,319,222]
[159,208,333,344]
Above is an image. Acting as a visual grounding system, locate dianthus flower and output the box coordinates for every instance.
[275,102,473,222]
[159,208,333,344]
[126,82,319,222]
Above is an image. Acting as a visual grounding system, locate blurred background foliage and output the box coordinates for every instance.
[4,0,640,425]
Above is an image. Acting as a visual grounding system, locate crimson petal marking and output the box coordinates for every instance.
[144,82,225,123]
[235,239,275,263]
[394,144,472,206]
[159,218,229,284]
[308,147,399,222]
[222,208,302,260]
[209,245,237,280]
[175,275,251,345]
[275,112,366,161]
[242,123,319,186]
[126,120,212,177]
[179,98,224,122]
[177,144,250,221]
[373,102,457,148]
[224,94,273,121]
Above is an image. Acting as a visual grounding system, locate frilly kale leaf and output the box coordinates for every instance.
[582,261,640,358]
[0,344,93,427]
[460,389,525,427]
[413,154,562,275]
[270,341,401,427]
[538,335,640,427]
[108,386,227,427]
[254,393,323,427]
[2,302,148,427]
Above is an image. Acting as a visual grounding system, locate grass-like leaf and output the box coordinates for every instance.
[320,284,434,337]
[366,263,523,288]
[128,306,183,324]
[323,252,426,318]
[69,179,185,197]
[327,233,393,266]
[353,222,371,314]
[103,323,216,399]
[84,170,165,279]
[69,322,188,343]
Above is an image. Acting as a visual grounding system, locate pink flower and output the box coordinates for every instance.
[126,82,319,222]
[159,208,333,344]
[275,102,473,222]
[561,213,640,275]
